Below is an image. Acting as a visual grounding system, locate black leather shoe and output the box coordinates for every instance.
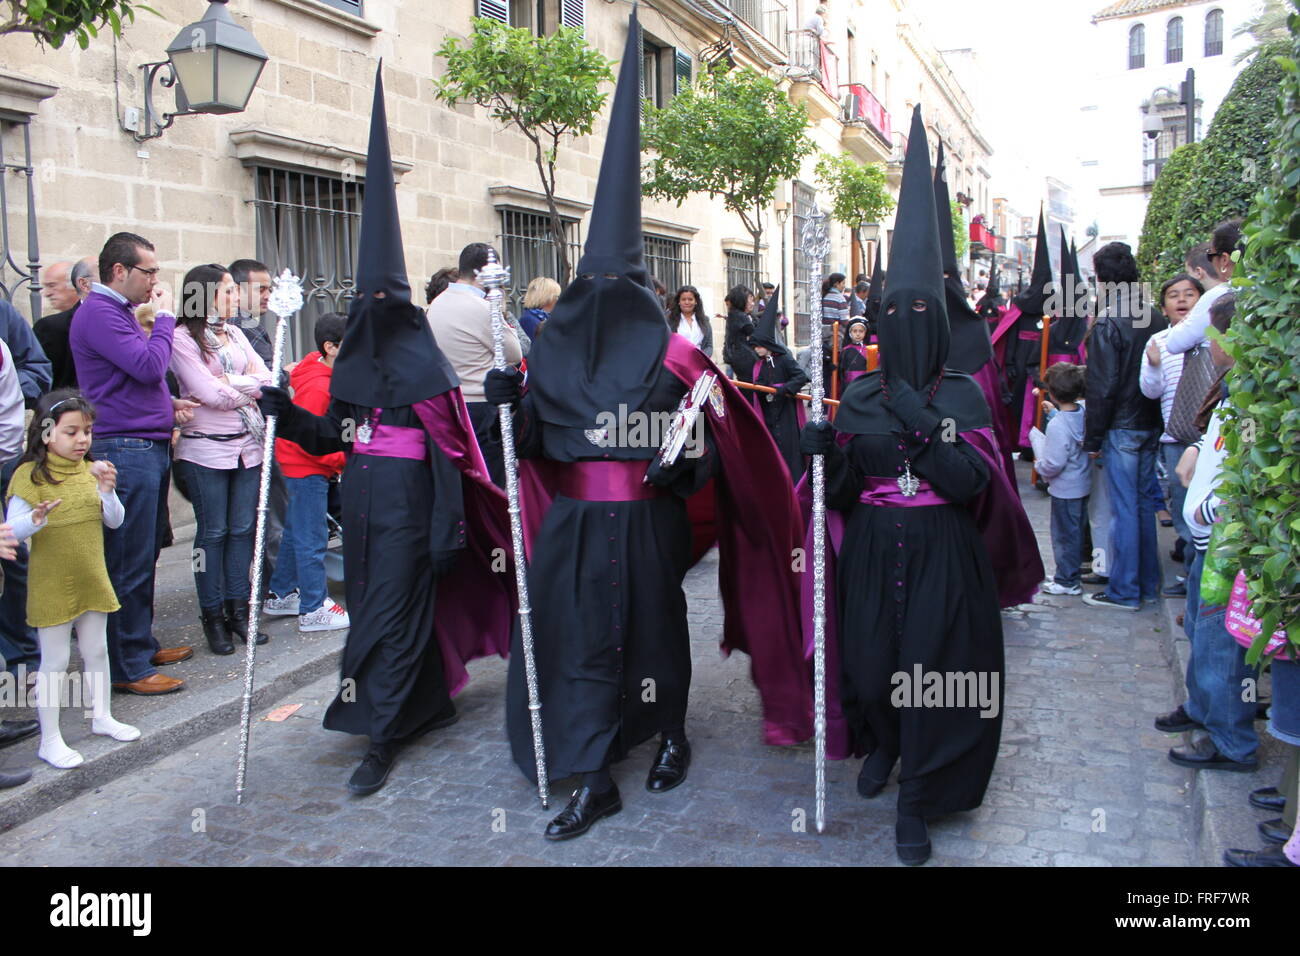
[896,814,931,866]
[857,749,897,799]
[200,606,234,656]
[1081,572,1109,585]
[646,737,691,793]
[1256,701,1271,721]
[544,784,622,840]
[1259,818,1291,845]
[1224,845,1297,867]
[224,599,269,646]
[1168,736,1259,772]
[399,704,459,743]
[0,765,31,789]
[348,744,396,796]
[1154,705,1203,734]
[1250,786,1286,812]
[1162,581,1187,597]
[0,719,39,749]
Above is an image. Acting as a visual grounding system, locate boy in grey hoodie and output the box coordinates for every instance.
[1030,363,1092,595]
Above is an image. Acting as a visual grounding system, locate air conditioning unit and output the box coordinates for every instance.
[842,92,861,120]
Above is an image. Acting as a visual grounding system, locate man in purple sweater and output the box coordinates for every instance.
[70,233,198,694]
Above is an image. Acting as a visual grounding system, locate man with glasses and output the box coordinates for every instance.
[70,232,198,695]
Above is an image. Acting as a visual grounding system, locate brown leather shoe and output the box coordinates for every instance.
[112,673,185,695]
[151,647,193,666]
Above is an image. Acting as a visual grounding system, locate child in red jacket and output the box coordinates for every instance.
[264,314,350,631]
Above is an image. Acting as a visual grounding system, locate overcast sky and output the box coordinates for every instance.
[909,0,1105,216]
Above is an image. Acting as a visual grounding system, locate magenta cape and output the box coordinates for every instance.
[795,427,1042,759]
[516,334,814,747]
[413,391,516,696]
[970,357,1018,491]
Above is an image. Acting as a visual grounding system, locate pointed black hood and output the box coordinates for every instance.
[750,286,787,354]
[933,136,993,373]
[1048,225,1087,353]
[524,6,670,430]
[865,244,885,324]
[871,105,948,391]
[975,266,1001,319]
[331,63,457,408]
[1013,208,1052,317]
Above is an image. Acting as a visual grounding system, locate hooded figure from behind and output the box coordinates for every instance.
[747,287,809,481]
[256,64,514,799]
[487,6,814,843]
[797,104,1035,867]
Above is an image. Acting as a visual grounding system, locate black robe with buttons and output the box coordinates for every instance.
[505,367,716,781]
[273,399,467,744]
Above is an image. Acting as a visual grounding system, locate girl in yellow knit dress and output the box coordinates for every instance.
[5,390,136,769]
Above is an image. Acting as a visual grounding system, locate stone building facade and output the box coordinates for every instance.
[1,0,995,357]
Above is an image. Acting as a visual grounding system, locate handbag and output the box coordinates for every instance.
[1227,571,1294,661]
[1166,344,1215,444]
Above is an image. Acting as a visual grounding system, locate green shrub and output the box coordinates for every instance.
[1216,4,1300,660]
[1137,142,1200,284]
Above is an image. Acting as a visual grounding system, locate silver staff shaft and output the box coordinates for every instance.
[803,207,830,834]
[235,314,290,806]
[479,252,549,809]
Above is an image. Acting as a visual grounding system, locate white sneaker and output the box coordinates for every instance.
[263,590,300,616]
[1040,581,1082,596]
[299,600,350,632]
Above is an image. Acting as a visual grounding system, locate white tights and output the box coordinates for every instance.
[36,611,140,769]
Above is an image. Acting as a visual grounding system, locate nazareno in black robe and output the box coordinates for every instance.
[752,353,808,482]
[505,366,716,782]
[274,399,467,744]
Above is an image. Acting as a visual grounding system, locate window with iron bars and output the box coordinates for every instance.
[498,207,581,317]
[645,233,691,297]
[251,166,363,359]
[725,250,758,299]
[792,180,829,344]
[320,0,362,15]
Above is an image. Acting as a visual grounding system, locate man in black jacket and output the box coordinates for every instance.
[1082,242,1167,610]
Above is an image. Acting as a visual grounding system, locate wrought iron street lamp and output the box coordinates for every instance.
[128,0,268,143]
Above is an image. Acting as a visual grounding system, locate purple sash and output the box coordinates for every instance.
[858,476,948,508]
[553,460,663,501]
[353,423,427,461]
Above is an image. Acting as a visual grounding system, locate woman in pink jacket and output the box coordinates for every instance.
[169,263,272,656]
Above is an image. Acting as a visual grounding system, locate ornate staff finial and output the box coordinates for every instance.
[267,268,304,319]
[801,205,831,264]
[477,248,510,293]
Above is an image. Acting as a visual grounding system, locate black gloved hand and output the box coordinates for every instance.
[483,367,523,407]
[883,378,928,430]
[781,381,804,399]
[257,385,294,419]
[431,549,461,577]
[799,420,836,455]
[645,452,695,488]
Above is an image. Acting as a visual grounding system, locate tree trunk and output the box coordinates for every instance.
[531,137,573,284]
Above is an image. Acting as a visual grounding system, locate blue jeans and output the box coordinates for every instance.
[1184,547,1204,643]
[92,437,171,683]
[175,458,260,611]
[1102,428,1161,606]
[1050,495,1089,588]
[1160,441,1191,552]
[269,474,330,613]
[0,456,38,674]
[1184,598,1259,764]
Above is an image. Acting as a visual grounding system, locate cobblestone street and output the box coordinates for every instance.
[0,466,1207,867]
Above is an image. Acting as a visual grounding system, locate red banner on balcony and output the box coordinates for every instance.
[969,222,996,249]
[844,82,891,143]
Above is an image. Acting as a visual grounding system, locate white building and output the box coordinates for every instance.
[1076,0,1259,248]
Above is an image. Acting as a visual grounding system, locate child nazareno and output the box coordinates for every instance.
[748,287,808,482]
[1029,362,1092,596]
[264,313,350,632]
[5,391,137,768]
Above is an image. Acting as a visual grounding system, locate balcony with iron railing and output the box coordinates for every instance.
[717,0,789,55]
[841,83,891,145]
[787,30,839,118]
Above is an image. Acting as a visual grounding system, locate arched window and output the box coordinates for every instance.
[1129,23,1145,69]
[1167,16,1184,63]
[1205,9,1224,56]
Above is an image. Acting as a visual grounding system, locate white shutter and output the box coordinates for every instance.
[477,0,509,23]
[560,0,584,31]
